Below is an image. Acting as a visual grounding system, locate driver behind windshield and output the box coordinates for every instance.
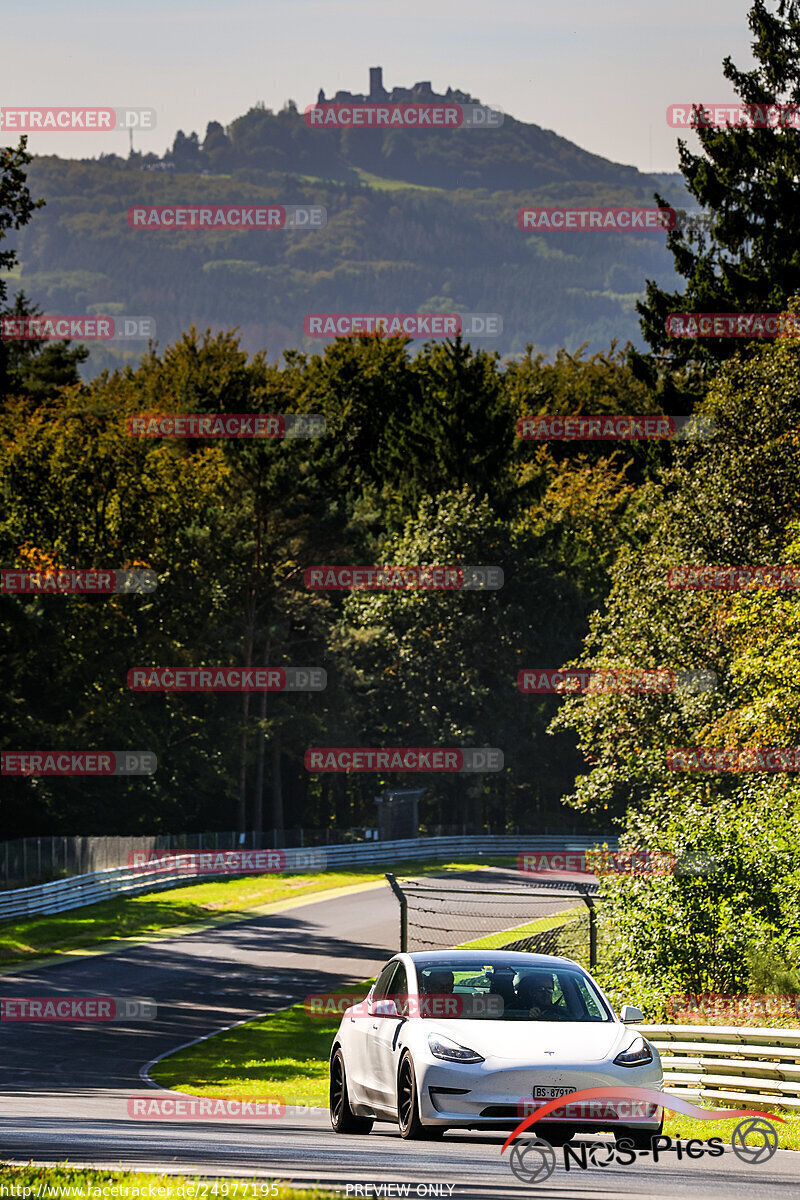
[516,971,568,1020]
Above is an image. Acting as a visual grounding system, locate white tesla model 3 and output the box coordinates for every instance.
[329,950,663,1145]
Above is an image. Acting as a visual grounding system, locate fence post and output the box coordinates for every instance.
[578,886,597,969]
[385,873,408,952]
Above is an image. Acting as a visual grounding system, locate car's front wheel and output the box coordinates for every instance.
[614,1116,663,1152]
[397,1054,445,1140]
[330,1048,373,1134]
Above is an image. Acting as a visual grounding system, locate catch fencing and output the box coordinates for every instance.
[386,873,601,967]
[0,834,615,923]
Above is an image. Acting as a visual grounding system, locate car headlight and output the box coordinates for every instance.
[428,1033,484,1063]
[614,1035,654,1067]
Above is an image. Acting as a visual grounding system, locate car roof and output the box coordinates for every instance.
[406,949,582,969]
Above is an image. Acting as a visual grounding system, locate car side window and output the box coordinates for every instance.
[373,961,400,999]
[572,975,606,1020]
[387,963,408,1015]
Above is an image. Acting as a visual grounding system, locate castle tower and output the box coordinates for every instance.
[369,66,387,100]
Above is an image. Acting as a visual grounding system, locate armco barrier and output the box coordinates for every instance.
[639,1024,800,1112]
[0,835,614,922]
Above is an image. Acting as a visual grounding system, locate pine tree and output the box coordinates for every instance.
[632,1,800,402]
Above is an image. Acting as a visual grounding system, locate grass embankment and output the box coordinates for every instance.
[152,999,346,1108]
[662,1108,799,1151]
[0,858,513,967]
[0,1164,334,1198]
[460,910,577,950]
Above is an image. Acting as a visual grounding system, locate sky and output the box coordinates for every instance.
[5,0,757,173]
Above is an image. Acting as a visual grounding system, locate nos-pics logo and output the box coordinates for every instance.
[502,1087,782,1183]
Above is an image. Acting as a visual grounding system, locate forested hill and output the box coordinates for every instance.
[8,76,692,370]
[158,94,679,195]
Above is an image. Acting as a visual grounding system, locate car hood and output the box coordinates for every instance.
[425,1019,630,1063]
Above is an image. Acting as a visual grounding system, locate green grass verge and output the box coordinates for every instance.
[458,909,578,950]
[0,858,511,967]
[0,1164,335,1198]
[151,997,348,1108]
[663,1105,800,1151]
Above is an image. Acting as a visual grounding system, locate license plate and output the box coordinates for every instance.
[533,1086,576,1099]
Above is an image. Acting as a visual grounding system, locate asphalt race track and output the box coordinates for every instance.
[1,871,797,1198]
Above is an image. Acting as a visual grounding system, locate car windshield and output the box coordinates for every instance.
[411,960,613,1022]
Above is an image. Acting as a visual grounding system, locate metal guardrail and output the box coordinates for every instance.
[0,834,616,922]
[319,835,610,867]
[0,829,332,890]
[0,826,598,890]
[639,1024,800,1112]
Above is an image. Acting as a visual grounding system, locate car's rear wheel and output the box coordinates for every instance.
[330,1048,373,1134]
[397,1054,445,1140]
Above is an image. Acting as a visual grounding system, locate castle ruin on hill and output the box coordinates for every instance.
[317,67,474,107]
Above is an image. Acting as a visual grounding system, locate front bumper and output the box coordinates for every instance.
[416,1057,664,1130]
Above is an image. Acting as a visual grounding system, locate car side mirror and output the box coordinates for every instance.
[620,1004,644,1023]
[370,998,400,1018]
